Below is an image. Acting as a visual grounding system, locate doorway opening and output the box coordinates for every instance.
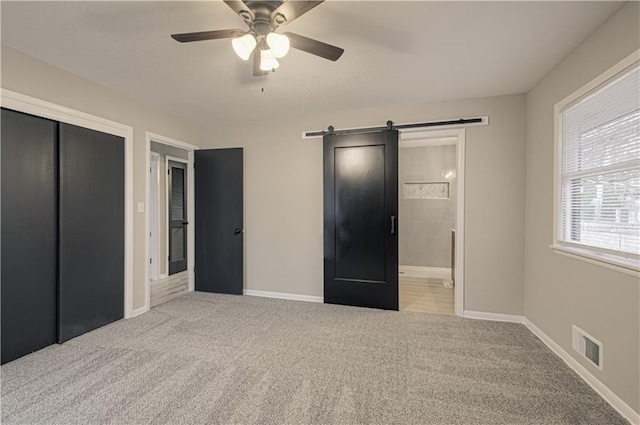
[398,129,465,316]
[168,158,188,276]
[145,134,198,311]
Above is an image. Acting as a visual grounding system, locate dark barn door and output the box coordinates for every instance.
[194,148,243,295]
[1,109,58,364]
[58,123,124,342]
[323,130,399,310]
[168,161,188,275]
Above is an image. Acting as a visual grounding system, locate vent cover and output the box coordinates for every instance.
[572,325,603,370]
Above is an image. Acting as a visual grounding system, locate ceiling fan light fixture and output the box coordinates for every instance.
[266,32,290,58]
[260,48,280,71]
[172,1,344,76]
[231,33,256,60]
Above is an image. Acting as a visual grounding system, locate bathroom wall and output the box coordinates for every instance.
[399,145,457,267]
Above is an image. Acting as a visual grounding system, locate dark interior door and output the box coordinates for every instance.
[58,123,124,342]
[195,148,243,294]
[323,130,399,310]
[168,161,188,275]
[1,109,58,364]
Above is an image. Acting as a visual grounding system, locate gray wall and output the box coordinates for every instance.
[524,2,639,413]
[399,145,456,268]
[3,3,636,413]
[1,46,527,317]
[1,46,201,311]
[200,94,527,315]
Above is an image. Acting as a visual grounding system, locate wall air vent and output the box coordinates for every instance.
[572,325,603,370]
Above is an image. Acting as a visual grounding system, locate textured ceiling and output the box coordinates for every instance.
[0,1,624,124]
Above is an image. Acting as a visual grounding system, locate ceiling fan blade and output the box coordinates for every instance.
[271,1,324,27]
[171,29,244,43]
[253,50,267,77]
[284,32,344,61]
[223,0,254,24]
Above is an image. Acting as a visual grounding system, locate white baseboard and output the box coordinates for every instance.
[129,305,148,318]
[523,318,639,425]
[244,289,323,304]
[462,311,638,423]
[462,310,524,323]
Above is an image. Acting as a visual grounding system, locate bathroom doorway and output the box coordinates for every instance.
[398,129,465,315]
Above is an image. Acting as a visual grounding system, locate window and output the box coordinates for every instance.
[554,54,640,272]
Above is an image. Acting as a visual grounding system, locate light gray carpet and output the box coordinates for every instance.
[1,292,628,425]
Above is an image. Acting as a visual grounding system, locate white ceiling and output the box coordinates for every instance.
[1,1,624,125]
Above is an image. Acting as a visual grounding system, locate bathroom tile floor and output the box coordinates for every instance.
[399,275,455,315]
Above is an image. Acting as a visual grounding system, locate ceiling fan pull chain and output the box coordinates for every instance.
[261,67,268,92]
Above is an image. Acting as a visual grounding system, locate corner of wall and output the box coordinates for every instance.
[523,1,640,417]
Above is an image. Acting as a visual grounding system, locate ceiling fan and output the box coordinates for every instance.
[171,0,344,76]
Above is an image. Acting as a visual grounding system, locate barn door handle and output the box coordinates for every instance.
[234,228,243,234]
[391,216,396,234]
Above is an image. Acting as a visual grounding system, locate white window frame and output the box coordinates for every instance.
[551,49,640,276]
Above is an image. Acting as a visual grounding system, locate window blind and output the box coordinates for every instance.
[559,62,640,257]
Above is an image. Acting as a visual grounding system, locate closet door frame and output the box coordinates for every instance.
[0,89,136,318]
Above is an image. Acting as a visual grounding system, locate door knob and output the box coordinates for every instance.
[234,228,243,234]
[183,221,189,225]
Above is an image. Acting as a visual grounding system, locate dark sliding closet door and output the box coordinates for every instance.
[58,124,124,342]
[1,109,58,364]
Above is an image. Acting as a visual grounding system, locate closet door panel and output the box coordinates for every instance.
[1,108,57,364]
[58,123,124,342]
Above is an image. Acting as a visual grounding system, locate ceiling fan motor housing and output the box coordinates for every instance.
[251,21,273,40]
[245,1,285,39]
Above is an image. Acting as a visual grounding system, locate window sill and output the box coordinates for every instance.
[550,245,639,277]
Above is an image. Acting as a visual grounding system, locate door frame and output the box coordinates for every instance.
[399,127,466,316]
[165,156,189,276]
[0,89,135,318]
[149,152,161,281]
[144,132,198,313]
